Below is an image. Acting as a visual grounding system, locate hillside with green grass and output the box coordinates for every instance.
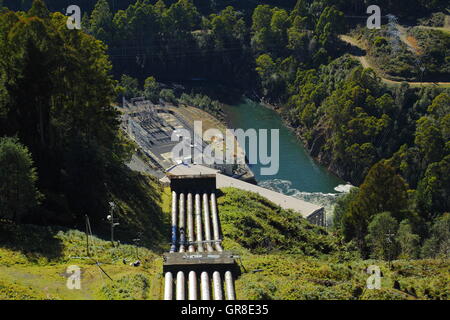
[217,188,449,300]
[0,170,170,300]
[0,224,164,300]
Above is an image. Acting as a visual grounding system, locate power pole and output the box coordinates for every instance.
[85,215,91,257]
[385,231,395,269]
[133,236,141,260]
[107,202,120,247]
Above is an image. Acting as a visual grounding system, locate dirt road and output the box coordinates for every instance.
[339,34,450,88]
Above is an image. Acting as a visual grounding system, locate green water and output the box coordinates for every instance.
[223,99,347,200]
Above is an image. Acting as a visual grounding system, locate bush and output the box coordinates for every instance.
[101,273,151,300]
[397,220,420,259]
[365,212,398,260]
[159,89,177,105]
[421,213,450,258]
[418,13,446,27]
[373,37,388,47]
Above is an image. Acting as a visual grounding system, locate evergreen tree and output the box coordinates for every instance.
[397,219,420,259]
[251,5,274,53]
[333,187,359,231]
[415,116,444,167]
[27,0,49,19]
[0,137,40,222]
[0,4,130,224]
[421,213,450,258]
[314,6,345,49]
[160,88,177,105]
[89,0,113,42]
[143,76,160,103]
[120,74,141,99]
[291,0,309,19]
[342,160,408,250]
[366,212,398,260]
[416,156,450,220]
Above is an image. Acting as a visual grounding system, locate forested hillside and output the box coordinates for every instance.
[0,1,170,247]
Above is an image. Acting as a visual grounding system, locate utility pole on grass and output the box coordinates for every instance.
[107,202,120,247]
[133,236,141,260]
[85,215,91,257]
[385,231,396,269]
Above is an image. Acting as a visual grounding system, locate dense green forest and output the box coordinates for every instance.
[0,1,170,248]
[0,0,449,297]
[5,0,449,84]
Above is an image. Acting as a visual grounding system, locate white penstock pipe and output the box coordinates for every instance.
[195,193,204,252]
[187,193,195,252]
[200,271,210,300]
[225,271,235,300]
[203,193,214,252]
[176,271,185,300]
[210,192,223,251]
[212,271,223,300]
[179,193,186,253]
[170,191,177,253]
[188,271,197,300]
[164,272,173,300]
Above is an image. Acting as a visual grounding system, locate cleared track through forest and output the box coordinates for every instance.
[340,34,450,88]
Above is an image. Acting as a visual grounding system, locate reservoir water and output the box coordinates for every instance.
[223,98,349,216]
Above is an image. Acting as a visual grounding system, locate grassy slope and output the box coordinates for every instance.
[1,187,448,300]
[103,167,170,250]
[218,188,449,300]
[0,224,165,300]
[0,171,170,300]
